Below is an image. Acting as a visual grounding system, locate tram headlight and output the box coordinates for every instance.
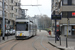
[24,34,25,36]
[17,34,19,36]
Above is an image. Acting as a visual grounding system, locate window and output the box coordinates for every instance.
[5,6,8,9]
[58,2,61,8]
[14,15,18,18]
[11,0,13,3]
[11,6,13,10]
[16,9,17,12]
[0,11,2,15]
[72,0,75,5]
[62,12,67,18]
[15,3,18,6]
[10,13,13,17]
[63,0,68,5]
[0,2,2,7]
[5,12,7,17]
[62,12,75,18]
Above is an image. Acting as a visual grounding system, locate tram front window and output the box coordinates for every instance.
[16,22,28,31]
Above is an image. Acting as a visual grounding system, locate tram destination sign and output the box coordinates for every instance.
[51,15,61,20]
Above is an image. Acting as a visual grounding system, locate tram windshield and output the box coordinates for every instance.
[16,22,28,31]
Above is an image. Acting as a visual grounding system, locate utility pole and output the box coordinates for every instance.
[2,0,5,40]
[54,11,57,43]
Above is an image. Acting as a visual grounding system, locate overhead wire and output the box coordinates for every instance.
[36,0,42,15]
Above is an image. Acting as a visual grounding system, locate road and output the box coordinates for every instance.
[0,30,59,50]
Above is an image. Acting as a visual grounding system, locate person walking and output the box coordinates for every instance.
[48,30,51,35]
[56,29,60,41]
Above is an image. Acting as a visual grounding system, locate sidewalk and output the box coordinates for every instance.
[0,35,15,44]
[48,35,75,50]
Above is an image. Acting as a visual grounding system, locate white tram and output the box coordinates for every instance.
[15,18,37,39]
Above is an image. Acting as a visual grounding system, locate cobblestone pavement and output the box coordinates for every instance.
[0,30,59,50]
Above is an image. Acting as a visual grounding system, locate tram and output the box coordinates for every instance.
[15,18,37,39]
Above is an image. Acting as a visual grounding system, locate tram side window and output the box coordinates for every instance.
[29,24,31,30]
[25,23,28,31]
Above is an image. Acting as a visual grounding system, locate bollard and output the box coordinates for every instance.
[60,37,61,46]
[7,33,8,39]
[66,37,68,48]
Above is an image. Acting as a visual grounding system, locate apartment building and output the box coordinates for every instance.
[20,9,25,18]
[51,0,61,32]
[52,0,75,36]
[0,0,20,30]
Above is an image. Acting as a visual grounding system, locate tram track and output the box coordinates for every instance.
[0,39,24,50]
[0,40,16,50]
[10,40,23,50]
[32,35,49,50]
[10,37,35,50]
[40,36,49,50]
[32,37,39,50]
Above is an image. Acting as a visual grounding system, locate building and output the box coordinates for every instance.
[19,9,25,18]
[52,0,75,36]
[51,0,60,32]
[0,0,20,30]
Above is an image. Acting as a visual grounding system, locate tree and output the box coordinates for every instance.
[37,15,52,29]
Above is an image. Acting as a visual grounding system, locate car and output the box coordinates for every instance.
[9,29,13,35]
[12,29,15,35]
[5,30,10,36]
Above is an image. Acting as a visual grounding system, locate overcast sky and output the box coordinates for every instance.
[21,0,51,17]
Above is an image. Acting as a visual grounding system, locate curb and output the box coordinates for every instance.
[48,42,65,50]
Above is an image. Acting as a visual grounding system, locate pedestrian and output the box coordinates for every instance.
[48,30,51,35]
[56,29,60,41]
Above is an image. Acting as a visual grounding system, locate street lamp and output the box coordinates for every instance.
[2,0,5,40]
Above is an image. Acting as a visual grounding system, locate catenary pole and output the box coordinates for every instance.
[2,0,5,40]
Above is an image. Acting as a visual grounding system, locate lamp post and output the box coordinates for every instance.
[2,0,5,40]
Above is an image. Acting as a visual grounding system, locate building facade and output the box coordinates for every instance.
[0,0,20,30]
[20,9,25,18]
[52,0,75,36]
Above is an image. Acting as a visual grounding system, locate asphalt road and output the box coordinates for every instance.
[0,30,59,50]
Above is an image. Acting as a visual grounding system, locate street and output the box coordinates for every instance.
[0,30,59,50]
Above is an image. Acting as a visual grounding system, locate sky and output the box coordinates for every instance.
[21,0,51,17]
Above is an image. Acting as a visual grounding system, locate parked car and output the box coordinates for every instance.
[5,30,10,36]
[12,29,15,35]
[9,29,13,35]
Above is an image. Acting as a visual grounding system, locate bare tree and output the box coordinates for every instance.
[38,15,52,30]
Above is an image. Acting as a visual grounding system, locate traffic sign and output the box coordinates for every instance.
[51,15,61,20]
